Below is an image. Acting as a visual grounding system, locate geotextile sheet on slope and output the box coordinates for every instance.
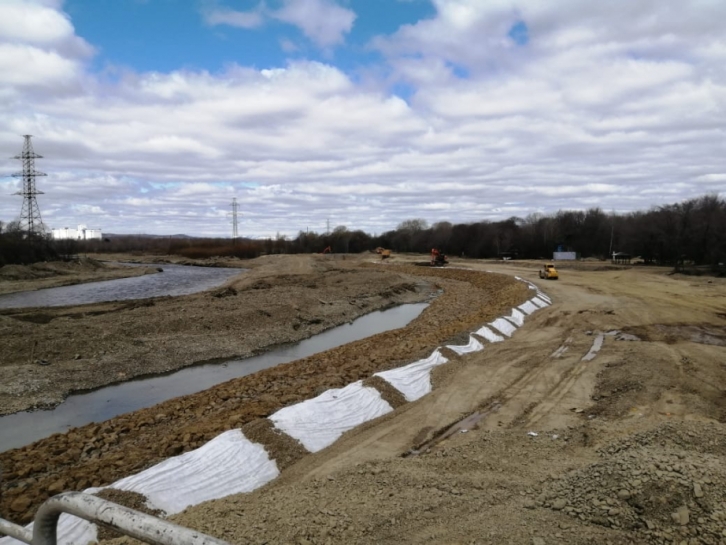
[0,430,279,545]
[489,317,518,337]
[475,325,505,343]
[518,300,539,315]
[109,429,279,515]
[446,335,484,355]
[374,350,449,402]
[270,381,393,453]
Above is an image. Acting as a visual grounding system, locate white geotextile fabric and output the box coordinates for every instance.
[537,292,552,303]
[0,431,280,545]
[518,300,539,315]
[446,335,484,355]
[507,308,526,327]
[489,317,517,337]
[475,325,505,343]
[270,381,393,453]
[0,516,97,545]
[582,334,605,362]
[109,429,279,515]
[532,297,550,308]
[374,350,449,402]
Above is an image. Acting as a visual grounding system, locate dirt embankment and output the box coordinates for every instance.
[0,255,428,415]
[0,258,529,525]
[108,262,726,545]
[0,258,160,296]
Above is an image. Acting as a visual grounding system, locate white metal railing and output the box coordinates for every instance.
[0,492,230,545]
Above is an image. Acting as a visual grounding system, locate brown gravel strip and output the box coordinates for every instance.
[241,419,307,471]
[362,376,408,409]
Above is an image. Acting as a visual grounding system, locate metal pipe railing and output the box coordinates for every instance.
[1,492,230,545]
[0,517,33,544]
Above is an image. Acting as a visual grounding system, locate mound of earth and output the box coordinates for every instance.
[0,258,159,295]
[0,257,528,525]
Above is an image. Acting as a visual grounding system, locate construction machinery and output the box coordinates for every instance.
[375,247,392,259]
[539,263,559,279]
[430,248,448,267]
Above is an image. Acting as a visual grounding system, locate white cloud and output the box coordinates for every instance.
[202,5,265,29]
[1,0,725,237]
[0,0,92,93]
[0,43,80,87]
[272,0,356,49]
[204,0,356,50]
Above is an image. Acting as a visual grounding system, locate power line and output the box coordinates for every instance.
[12,135,46,235]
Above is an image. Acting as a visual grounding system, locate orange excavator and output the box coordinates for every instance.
[430,248,448,267]
[321,246,331,254]
[375,247,392,259]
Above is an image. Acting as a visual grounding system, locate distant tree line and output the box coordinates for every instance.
[1,194,724,270]
[287,194,726,269]
[0,221,58,266]
[398,194,726,266]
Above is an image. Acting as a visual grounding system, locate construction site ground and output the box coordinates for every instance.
[2,254,726,545]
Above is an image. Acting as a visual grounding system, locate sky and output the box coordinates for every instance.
[0,0,724,238]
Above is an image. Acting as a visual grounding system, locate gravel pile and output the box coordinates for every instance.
[542,423,726,544]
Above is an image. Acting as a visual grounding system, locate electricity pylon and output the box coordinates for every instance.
[12,135,46,235]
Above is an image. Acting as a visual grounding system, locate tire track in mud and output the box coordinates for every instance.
[410,329,606,454]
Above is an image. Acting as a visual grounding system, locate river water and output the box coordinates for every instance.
[0,263,243,309]
[0,302,428,452]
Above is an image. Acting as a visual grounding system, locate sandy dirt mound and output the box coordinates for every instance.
[0,258,159,295]
[0,258,528,525]
[97,261,726,545]
[0,255,428,415]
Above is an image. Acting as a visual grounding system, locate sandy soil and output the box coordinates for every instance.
[0,254,529,525]
[115,260,725,545]
[0,254,429,415]
[0,258,160,296]
[2,257,725,545]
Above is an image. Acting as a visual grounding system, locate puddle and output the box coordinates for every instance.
[0,302,428,452]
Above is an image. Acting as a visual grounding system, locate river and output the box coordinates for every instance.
[0,302,428,451]
[0,263,243,309]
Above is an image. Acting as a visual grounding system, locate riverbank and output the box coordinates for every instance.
[117,262,726,545]
[0,254,432,416]
[0,257,529,525]
[0,258,160,296]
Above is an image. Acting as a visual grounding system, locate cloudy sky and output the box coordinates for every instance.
[1,0,724,237]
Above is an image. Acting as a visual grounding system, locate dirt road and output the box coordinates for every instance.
[127,261,726,545]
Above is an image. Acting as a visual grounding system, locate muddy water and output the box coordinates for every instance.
[0,302,428,452]
[0,264,243,309]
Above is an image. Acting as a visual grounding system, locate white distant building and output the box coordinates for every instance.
[51,224,102,240]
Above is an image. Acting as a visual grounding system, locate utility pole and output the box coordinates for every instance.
[12,135,46,235]
[231,198,239,241]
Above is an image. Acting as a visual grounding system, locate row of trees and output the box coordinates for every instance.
[1,194,724,268]
[0,222,58,266]
[288,194,726,267]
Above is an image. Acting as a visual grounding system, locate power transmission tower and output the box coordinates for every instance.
[12,135,46,235]
[231,198,239,240]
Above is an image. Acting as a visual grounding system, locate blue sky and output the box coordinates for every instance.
[65,0,435,78]
[0,1,724,237]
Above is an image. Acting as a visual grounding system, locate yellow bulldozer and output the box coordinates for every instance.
[539,263,559,280]
[375,247,392,259]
